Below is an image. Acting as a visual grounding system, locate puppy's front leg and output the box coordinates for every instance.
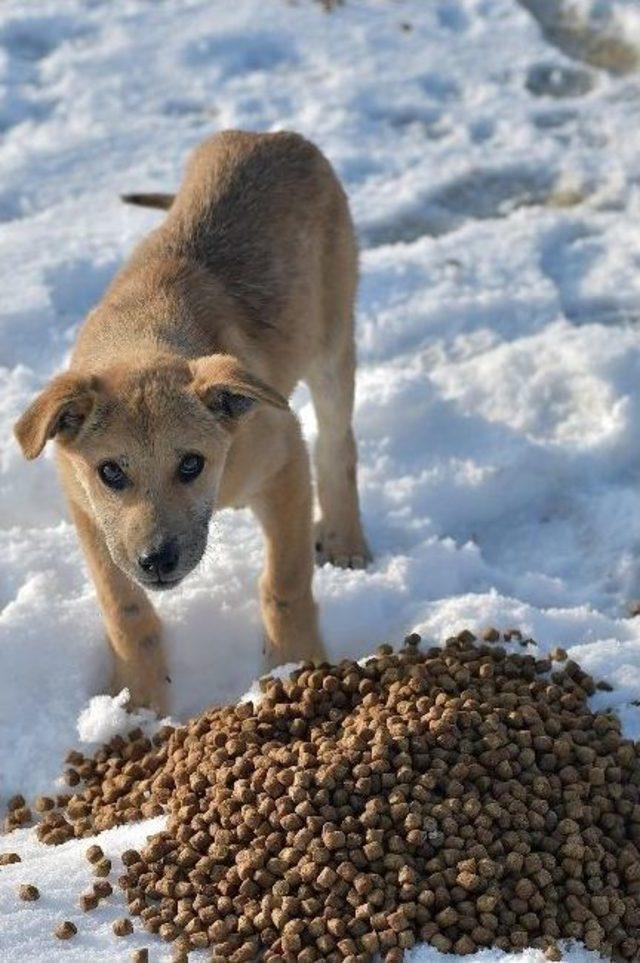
[251,429,327,669]
[68,500,170,713]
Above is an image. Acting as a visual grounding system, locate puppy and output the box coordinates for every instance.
[14,130,369,712]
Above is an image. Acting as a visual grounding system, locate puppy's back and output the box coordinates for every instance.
[164,130,352,327]
[77,131,356,373]
[171,129,335,233]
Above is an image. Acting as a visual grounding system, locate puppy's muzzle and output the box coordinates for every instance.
[137,539,180,585]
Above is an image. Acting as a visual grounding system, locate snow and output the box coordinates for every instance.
[76,690,169,746]
[2,0,640,959]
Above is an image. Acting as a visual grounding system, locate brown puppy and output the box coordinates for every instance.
[14,130,369,712]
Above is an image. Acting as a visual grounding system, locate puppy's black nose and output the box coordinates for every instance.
[138,541,179,579]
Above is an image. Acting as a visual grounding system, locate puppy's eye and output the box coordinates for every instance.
[98,461,128,490]
[178,453,204,483]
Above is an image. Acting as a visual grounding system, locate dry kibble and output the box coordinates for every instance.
[113,917,133,937]
[18,884,39,901]
[0,853,21,866]
[482,627,500,642]
[79,893,98,912]
[24,632,640,962]
[4,805,31,828]
[93,880,113,899]
[55,921,77,940]
[93,857,111,877]
[131,951,149,963]
[85,844,103,864]
[596,679,613,692]
[455,935,477,955]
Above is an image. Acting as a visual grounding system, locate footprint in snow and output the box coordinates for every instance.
[363,165,559,247]
[526,62,595,98]
[539,222,640,328]
[517,0,640,74]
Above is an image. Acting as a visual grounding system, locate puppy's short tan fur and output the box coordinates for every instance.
[14,130,369,711]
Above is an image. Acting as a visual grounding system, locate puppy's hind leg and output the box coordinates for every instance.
[68,500,170,714]
[307,334,371,570]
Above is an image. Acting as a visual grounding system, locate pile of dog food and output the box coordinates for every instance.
[4,630,640,961]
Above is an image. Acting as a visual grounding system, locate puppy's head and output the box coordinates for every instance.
[14,354,288,590]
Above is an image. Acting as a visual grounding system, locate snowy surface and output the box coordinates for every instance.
[2,0,640,959]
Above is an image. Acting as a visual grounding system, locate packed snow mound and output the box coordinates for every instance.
[76,690,170,746]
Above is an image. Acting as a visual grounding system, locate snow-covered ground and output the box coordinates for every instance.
[2,0,640,959]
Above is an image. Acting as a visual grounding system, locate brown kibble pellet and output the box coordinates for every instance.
[436,907,458,928]
[93,857,111,877]
[113,917,133,937]
[55,921,77,940]
[455,935,477,955]
[431,934,453,953]
[550,646,568,662]
[317,866,337,888]
[79,892,99,912]
[131,951,149,963]
[6,806,31,827]
[85,844,103,864]
[482,627,500,642]
[0,853,21,866]
[93,880,113,899]
[18,884,39,901]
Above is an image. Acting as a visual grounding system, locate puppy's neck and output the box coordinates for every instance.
[73,253,250,372]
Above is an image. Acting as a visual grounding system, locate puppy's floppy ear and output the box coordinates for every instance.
[189,354,288,421]
[14,372,99,459]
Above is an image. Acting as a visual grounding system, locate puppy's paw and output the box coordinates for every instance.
[314,520,372,570]
[109,670,170,716]
[262,631,328,672]
[110,638,170,715]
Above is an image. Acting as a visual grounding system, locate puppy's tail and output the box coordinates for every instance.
[121,192,175,211]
